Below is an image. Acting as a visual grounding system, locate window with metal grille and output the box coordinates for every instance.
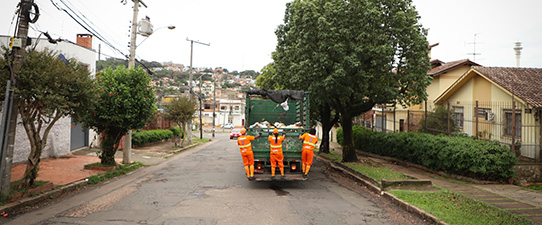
[504,110,521,137]
[453,106,464,129]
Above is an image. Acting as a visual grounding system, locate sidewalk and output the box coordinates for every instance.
[328,142,542,224]
[10,140,177,186]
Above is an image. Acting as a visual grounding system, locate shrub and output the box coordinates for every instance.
[336,126,517,181]
[132,129,173,146]
[171,126,181,136]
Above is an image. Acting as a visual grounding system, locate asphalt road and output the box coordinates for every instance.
[5,133,427,225]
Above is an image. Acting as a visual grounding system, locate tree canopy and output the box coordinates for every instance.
[0,48,97,188]
[163,96,196,146]
[81,66,156,165]
[272,0,431,161]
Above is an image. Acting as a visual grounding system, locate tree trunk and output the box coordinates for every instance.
[180,123,186,147]
[341,112,358,162]
[100,130,124,165]
[319,105,332,154]
[20,141,43,188]
[19,112,61,188]
[319,104,338,154]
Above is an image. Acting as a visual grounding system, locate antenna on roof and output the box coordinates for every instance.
[467,33,482,61]
[513,42,522,67]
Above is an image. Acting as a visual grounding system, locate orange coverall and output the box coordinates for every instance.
[268,135,285,176]
[299,133,318,166]
[238,135,256,177]
[300,133,318,172]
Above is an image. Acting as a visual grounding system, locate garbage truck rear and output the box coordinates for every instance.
[244,89,310,181]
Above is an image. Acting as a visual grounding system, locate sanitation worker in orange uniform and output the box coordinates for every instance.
[237,128,260,180]
[268,128,286,179]
[299,128,318,178]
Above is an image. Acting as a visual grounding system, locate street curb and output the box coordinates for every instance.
[0,179,87,215]
[317,156,449,225]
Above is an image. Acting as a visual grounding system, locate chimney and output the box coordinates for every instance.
[76,34,93,49]
[513,42,522,67]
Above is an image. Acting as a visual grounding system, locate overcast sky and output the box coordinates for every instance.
[1,0,541,72]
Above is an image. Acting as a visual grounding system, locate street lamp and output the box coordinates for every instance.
[137,25,175,47]
[186,38,209,143]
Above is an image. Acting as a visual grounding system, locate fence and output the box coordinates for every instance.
[359,101,542,162]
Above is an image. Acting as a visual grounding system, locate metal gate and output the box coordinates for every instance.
[70,118,88,150]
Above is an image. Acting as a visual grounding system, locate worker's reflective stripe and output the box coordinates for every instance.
[270,144,282,148]
[239,143,251,148]
[303,141,316,147]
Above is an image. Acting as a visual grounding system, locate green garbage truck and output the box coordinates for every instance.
[244,89,310,181]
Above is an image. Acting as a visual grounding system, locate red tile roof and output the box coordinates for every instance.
[473,66,542,108]
[428,59,480,77]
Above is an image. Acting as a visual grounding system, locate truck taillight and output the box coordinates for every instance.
[256,164,263,170]
[291,164,297,171]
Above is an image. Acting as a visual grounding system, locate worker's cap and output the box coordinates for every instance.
[273,128,279,134]
[240,128,247,134]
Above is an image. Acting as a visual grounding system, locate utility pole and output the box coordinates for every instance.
[199,75,203,139]
[186,38,209,143]
[0,0,34,196]
[212,73,216,138]
[124,0,147,164]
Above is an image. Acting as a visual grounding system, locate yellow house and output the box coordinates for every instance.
[435,67,542,160]
[377,59,479,132]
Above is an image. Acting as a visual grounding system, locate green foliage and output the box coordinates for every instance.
[96,58,128,71]
[163,96,196,146]
[132,129,173,146]
[87,162,145,185]
[256,62,282,89]
[80,66,156,165]
[336,126,518,181]
[273,0,431,162]
[390,190,533,225]
[96,58,161,72]
[418,105,459,134]
[170,126,181,136]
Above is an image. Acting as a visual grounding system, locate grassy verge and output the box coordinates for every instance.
[320,150,411,181]
[87,162,145,185]
[319,149,533,225]
[389,190,534,225]
[0,180,51,205]
[344,162,412,181]
[524,184,542,193]
[9,180,50,194]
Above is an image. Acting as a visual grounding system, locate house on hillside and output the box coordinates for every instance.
[435,66,542,160]
[0,34,98,163]
[374,58,480,133]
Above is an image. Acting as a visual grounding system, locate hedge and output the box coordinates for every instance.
[337,126,517,181]
[132,128,174,146]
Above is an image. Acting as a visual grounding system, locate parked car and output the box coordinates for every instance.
[230,129,242,139]
[221,123,234,129]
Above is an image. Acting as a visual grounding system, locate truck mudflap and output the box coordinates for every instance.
[251,173,306,181]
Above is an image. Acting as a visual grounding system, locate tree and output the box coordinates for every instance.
[273,0,431,162]
[0,48,97,188]
[418,105,459,135]
[256,62,282,90]
[81,66,156,165]
[163,96,196,146]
